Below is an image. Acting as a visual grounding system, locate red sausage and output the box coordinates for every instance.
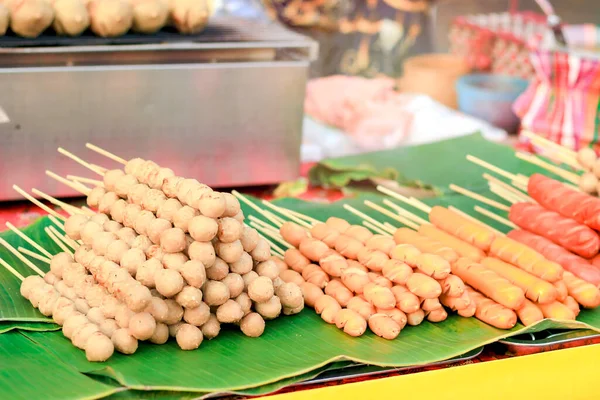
[509,202,600,258]
[528,174,600,230]
[507,229,600,286]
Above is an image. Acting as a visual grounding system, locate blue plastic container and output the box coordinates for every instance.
[456,74,529,133]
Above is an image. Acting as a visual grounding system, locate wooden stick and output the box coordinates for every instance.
[382,200,429,225]
[466,155,528,185]
[474,206,516,229]
[49,226,79,250]
[18,247,51,264]
[515,152,580,185]
[483,173,532,201]
[58,147,105,176]
[363,200,420,230]
[231,191,284,228]
[408,197,433,213]
[449,184,511,211]
[448,206,504,236]
[47,216,65,232]
[488,184,519,205]
[249,222,291,251]
[283,208,321,225]
[85,143,127,165]
[46,171,91,196]
[261,201,313,229]
[384,222,396,231]
[45,227,73,255]
[248,215,283,236]
[522,131,577,158]
[512,179,529,192]
[343,204,394,234]
[5,222,54,259]
[12,185,66,221]
[31,188,82,216]
[0,238,45,276]
[0,257,25,281]
[362,221,392,237]
[67,175,104,187]
[376,185,431,213]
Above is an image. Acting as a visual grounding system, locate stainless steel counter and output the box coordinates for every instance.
[0,18,317,201]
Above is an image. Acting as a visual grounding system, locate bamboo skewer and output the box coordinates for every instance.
[248,222,290,252]
[67,175,104,187]
[285,209,321,226]
[0,257,25,281]
[0,238,45,276]
[515,152,580,185]
[521,131,578,158]
[46,171,91,196]
[383,222,396,231]
[466,155,529,187]
[376,185,431,213]
[12,185,66,221]
[261,201,312,229]
[362,221,392,237]
[5,222,54,259]
[449,184,511,212]
[48,215,65,231]
[231,191,284,228]
[31,188,85,217]
[45,227,73,255]
[382,200,429,225]
[363,200,419,230]
[18,247,51,264]
[85,143,127,165]
[58,147,105,176]
[483,173,532,201]
[488,185,520,205]
[49,226,79,250]
[343,204,394,234]
[474,206,516,229]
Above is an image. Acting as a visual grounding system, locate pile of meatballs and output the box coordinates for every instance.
[19,157,304,362]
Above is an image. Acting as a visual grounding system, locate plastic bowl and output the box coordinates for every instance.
[456,74,529,132]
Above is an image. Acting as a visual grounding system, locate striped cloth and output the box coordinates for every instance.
[514,26,600,151]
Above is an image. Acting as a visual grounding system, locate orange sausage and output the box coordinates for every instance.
[439,291,471,311]
[562,271,600,308]
[279,222,309,248]
[381,259,413,285]
[393,228,458,263]
[357,248,389,272]
[341,267,370,294]
[299,238,330,262]
[515,299,544,326]
[429,206,496,252]
[363,282,396,309]
[481,257,557,304]
[489,236,564,282]
[418,224,486,262]
[302,264,330,288]
[466,287,517,329]
[365,235,396,255]
[389,243,421,267]
[405,273,442,299]
[553,280,568,302]
[538,301,576,320]
[438,275,465,297]
[368,272,393,288]
[406,309,425,326]
[310,223,340,248]
[325,279,353,307]
[283,248,310,274]
[347,296,376,320]
[319,251,347,277]
[562,296,581,317]
[334,235,364,260]
[325,217,351,234]
[415,253,451,280]
[452,258,525,310]
[390,285,420,314]
[345,225,374,244]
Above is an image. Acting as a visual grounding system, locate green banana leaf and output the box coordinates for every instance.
[0,331,119,400]
[0,321,60,334]
[308,133,573,193]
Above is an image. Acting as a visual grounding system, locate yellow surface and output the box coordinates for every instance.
[270,344,600,400]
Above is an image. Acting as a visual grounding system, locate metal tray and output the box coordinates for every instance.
[497,329,600,356]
